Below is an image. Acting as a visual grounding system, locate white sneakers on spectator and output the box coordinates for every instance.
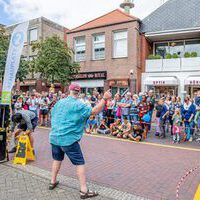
[189,137,193,142]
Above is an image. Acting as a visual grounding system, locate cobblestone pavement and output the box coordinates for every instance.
[8,127,200,200]
[0,164,147,200]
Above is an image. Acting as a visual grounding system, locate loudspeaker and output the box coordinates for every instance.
[0,105,10,163]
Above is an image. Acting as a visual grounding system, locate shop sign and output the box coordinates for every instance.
[153,81,166,85]
[75,71,107,80]
[189,80,200,85]
[20,80,36,86]
[109,80,128,87]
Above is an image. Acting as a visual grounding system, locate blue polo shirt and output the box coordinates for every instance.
[49,96,92,146]
[160,104,168,119]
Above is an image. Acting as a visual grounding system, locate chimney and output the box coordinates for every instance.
[120,0,134,14]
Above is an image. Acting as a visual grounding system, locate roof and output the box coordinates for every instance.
[69,9,139,33]
[6,16,68,30]
[141,0,200,33]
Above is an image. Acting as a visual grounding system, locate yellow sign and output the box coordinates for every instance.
[13,135,35,165]
[194,184,200,200]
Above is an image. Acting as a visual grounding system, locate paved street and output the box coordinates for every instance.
[0,164,112,200]
[8,127,200,200]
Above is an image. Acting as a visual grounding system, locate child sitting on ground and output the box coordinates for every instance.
[117,117,132,139]
[110,119,122,136]
[97,118,110,134]
[172,108,182,144]
[86,115,97,134]
[128,123,143,142]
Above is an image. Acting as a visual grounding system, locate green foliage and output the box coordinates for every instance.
[184,52,191,58]
[16,59,29,82]
[165,53,172,59]
[0,27,9,79]
[0,27,29,82]
[32,35,80,85]
[191,51,198,57]
[172,53,179,58]
[148,54,162,59]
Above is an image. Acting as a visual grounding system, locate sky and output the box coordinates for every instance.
[0,0,168,29]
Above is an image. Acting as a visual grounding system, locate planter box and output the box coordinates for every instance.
[146,59,163,72]
[181,57,200,71]
[163,58,181,71]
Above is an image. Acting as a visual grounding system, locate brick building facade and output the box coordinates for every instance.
[6,17,66,93]
[67,9,141,95]
[140,0,200,99]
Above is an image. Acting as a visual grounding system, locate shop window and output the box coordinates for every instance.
[113,30,128,58]
[93,34,105,60]
[185,40,200,56]
[75,36,86,62]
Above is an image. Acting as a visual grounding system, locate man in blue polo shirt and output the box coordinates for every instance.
[49,83,112,199]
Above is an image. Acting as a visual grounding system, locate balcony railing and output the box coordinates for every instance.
[145,57,200,72]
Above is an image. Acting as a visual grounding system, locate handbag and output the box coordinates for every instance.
[142,112,151,123]
[116,107,121,117]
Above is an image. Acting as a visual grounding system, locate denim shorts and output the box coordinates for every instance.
[51,142,85,165]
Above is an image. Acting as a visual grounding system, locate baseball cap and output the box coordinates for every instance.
[69,83,81,92]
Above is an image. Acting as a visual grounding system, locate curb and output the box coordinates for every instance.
[4,162,150,200]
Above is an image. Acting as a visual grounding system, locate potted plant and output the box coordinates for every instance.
[165,53,172,59]
[148,54,162,60]
[191,52,198,57]
[172,53,179,58]
[184,52,191,58]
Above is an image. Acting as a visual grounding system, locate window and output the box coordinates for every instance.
[75,36,86,62]
[29,29,38,43]
[113,30,128,58]
[93,34,105,60]
[185,40,200,56]
[169,41,184,57]
[155,43,169,58]
[155,40,200,58]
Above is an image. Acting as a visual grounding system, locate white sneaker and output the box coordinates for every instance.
[189,137,193,142]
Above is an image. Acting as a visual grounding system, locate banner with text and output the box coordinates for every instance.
[1,22,29,105]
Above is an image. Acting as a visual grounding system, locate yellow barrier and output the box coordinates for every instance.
[13,134,35,165]
[194,184,200,200]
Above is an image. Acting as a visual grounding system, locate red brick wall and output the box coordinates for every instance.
[140,34,152,73]
[67,21,141,94]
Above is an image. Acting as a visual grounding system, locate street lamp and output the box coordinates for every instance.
[129,69,136,94]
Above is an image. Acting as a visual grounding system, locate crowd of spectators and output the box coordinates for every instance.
[11,87,200,144]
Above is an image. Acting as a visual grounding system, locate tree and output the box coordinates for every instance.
[32,36,80,85]
[0,27,9,81]
[0,27,29,82]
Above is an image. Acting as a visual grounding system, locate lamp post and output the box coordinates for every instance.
[129,69,136,94]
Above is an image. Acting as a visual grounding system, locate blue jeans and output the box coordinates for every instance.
[130,114,138,125]
[97,112,103,126]
[148,110,153,131]
[184,121,195,140]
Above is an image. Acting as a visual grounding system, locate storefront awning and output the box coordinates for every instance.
[185,76,200,86]
[144,77,178,86]
[71,80,104,88]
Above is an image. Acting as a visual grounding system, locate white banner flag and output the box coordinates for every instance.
[1,22,29,105]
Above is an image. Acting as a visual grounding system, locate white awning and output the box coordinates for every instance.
[144,77,178,86]
[185,76,200,86]
[71,80,104,88]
